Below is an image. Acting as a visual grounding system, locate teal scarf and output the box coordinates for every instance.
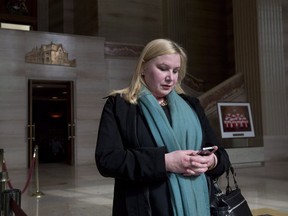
[138,88,210,216]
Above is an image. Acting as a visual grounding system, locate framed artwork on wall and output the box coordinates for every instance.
[217,102,255,138]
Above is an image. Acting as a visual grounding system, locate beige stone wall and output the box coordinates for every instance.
[0,29,111,168]
[282,0,288,111]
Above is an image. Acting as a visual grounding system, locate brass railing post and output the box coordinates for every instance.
[32,146,44,198]
[1,149,10,216]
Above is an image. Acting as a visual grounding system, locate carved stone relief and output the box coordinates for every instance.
[25,42,76,67]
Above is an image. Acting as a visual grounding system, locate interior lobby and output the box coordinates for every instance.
[0,0,288,215]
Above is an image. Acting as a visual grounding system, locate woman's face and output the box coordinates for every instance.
[143,53,180,99]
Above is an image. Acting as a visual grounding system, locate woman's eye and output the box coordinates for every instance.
[157,65,179,73]
[158,67,168,71]
[173,69,179,74]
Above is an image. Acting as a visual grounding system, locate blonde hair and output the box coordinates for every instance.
[109,38,187,104]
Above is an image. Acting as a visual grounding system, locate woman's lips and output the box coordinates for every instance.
[161,85,172,90]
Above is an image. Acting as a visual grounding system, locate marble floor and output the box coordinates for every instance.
[2,160,288,216]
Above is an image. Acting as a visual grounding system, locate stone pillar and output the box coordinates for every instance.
[257,0,288,136]
[233,0,288,159]
[37,0,49,31]
[257,0,288,160]
[233,0,263,147]
[63,0,74,34]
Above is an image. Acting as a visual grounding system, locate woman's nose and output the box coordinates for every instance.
[165,75,171,82]
[165,70,173,81]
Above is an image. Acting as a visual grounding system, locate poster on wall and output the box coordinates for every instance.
[217,102,255,138]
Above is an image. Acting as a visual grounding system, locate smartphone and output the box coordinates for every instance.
[197,146,216,156]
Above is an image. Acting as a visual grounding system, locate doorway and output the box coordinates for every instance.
[28,80,75,166]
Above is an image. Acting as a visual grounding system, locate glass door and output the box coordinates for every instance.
[27,80,75,166]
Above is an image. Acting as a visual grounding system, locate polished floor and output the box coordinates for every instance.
[3,160,288,216]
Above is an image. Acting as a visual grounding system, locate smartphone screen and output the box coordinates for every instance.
[197,146,216,156]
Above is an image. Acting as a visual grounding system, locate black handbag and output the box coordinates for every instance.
[209,165,253,216]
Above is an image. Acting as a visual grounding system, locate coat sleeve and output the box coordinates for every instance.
[95,96,167,182]
[184,95,230,178]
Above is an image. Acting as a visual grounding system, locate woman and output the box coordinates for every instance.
[95,39,230,216]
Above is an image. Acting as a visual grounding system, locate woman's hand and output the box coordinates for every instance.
[165,149,218,176]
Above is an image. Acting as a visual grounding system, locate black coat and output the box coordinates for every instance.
[95,94,230,216]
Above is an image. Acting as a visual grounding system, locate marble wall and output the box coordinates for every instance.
[0,29,136,169]
[282,1,288,115]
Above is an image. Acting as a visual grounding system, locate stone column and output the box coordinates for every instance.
[257,0,288,160]
[233,0,263,147]
[233,0,288,159]
[257,0,288,136]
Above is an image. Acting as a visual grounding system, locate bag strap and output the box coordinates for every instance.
[212,178,222,193]
[225,165,239,194]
